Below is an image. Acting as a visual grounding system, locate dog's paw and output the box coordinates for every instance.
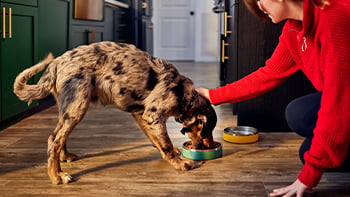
[50,172,72,184]
[60,152,78,162]
[61,172,72,184]
[51,176,62,185]
[59,172,72,184]
[174,159,195,171]
[174,147,181,155]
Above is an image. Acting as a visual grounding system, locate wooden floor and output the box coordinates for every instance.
[1,61,349,196]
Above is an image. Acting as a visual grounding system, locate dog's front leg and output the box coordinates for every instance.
[132,114,195,171]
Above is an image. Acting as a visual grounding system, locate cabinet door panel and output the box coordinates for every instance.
[142,19,153,55]
[0,4,38,120]
[104,5,114,41]
[0,0,37,7]
[38,0,69,57]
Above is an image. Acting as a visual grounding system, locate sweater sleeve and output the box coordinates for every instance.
[209,28,299,105]
[298,5,350,188]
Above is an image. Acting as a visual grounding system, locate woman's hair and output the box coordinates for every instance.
[243,0,331,21]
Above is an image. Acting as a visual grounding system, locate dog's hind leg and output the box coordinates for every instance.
[132,113,195,171]
[60,143,78,162]
[48,99,90,184]
[47,77,91,184]
[48,118,78,163]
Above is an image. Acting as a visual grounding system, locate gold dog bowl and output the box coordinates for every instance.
[182,141,222,160]
[223,126,259,144]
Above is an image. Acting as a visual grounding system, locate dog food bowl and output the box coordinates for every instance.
[223,126,259,144]
[182,141,222,160]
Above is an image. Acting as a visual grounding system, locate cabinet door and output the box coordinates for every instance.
[105,5,130,43]
[71,25,104,48]
[142,19,153,55]
[115,6,130,43]
[38,0,70,58]
[104,5,114,41]
[0,3,38,121]
[37,0,70,84]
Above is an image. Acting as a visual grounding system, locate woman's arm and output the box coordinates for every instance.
[209,33,299,105]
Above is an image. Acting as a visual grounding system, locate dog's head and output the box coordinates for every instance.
[176,88,217,149]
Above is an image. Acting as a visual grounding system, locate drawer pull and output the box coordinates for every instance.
[91,29,96,43]
[2,7,5,39]
[224,12,232,37]
[221,40,229,63]
[8,8,11,38]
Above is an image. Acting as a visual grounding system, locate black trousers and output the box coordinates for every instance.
[285,92,350,172]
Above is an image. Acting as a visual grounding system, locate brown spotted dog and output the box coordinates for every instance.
[13,41,217,185]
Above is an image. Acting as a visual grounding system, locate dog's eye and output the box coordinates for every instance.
[180,127,192,135]
[175,117,183,123]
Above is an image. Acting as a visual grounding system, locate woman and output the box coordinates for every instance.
[197,0,350,196]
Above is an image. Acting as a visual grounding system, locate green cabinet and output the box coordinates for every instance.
[0,0,132,128]
[0,0,37,7]
[0,3,38,121]
[38,0,70,60]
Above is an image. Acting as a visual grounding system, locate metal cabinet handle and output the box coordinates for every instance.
[224,12,232,37]
[221,40,229,63]
[142,2,147,9]
[8,8,11,38]
[1,7,12,39]
[2,7,5,39]
[91,29,96,43]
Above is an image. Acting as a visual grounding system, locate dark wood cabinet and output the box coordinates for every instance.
[70,24,104,48]
[220,0,315,131]
[130,0,153,55]
[105,3,130,43]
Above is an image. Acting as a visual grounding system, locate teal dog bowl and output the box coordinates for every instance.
[182,141,222,160]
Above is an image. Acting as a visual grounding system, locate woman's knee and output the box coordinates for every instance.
[285,92,321,138]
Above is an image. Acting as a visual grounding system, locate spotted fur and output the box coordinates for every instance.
[13,41,217,185]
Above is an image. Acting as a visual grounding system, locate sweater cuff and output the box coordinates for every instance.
[298,162,326,188]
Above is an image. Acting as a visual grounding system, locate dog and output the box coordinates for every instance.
[13,41,217,185]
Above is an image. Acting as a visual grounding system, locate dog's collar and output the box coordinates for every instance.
[177,107,197,123]
[176,94,198,123]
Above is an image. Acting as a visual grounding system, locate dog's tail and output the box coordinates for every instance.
[13,53,55,105]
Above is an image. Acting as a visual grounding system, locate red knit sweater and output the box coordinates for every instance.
[209,0,350,188]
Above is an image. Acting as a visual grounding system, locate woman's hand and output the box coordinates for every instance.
[270,179,315,197]
[196,88,211,103]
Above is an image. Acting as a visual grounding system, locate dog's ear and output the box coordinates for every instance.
[198,101,217,139]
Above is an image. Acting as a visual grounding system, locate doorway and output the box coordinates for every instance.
[153,0,219,61]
